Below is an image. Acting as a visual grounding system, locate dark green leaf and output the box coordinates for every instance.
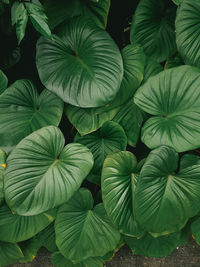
[130,0,177,62]
[36,222,57,252]
[135,146,200,235]
[0,79,63,153]
[0,69,7,94]
[74,121,127,175]
[55,188,120,262]
[0,203,55,242]
[44,0,110,30]
[0,241,23,266]
[125,232,181,257]
[19,237,42,263]
[176,0,200,68]
[102,151,143,237]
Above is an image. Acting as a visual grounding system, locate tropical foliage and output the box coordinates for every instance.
[0,0,200,265]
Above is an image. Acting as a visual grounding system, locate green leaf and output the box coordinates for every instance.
[176,0,200,68]
[36,222,57,252]
[0,79,63,153]
[191,217,200,245]
[134,65,200,152]
[0,69,7,94]
[0,149,6,204]
[74,121,127,176]
[109,44,145,107]
[172,0,183,5]
[0,203,55,242]
[135,146,200,235]
[50,251,104,267]
[4,126,94,215]
[55,188,120,262]
[44,0,110,30]
[130,0,177,62]
[25,2,51,38]
[36,16,123,108]
[0,241,23,266]
[19,237,42,263]
[164,54,183,69]
[113,99,145,147]
[65,104,119,136]
[102,151,143,237]
[142,60,163,84]
[125,231,181,257]
[15,3,28,44]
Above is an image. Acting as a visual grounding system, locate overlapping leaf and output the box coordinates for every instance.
[36,16,123,107]
[176,0,200,68]
[134,65,200,152]
[0,241,23,266]
[55,188,120,262]
[135,146,200,235]
[4,126,94,215]
[0,79,63,153]
[130,0,177,62]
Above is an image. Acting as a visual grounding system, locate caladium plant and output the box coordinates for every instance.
[1,0,200,266]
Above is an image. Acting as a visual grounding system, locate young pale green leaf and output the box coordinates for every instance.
[4,126,94,215]
[44,0,110,30]
[36,16,123,108]
[25,2,52,38]
[0,79,63,153]
[134,65,200,152]
[135,146,200,235]
[55,188,120,263]
[0,241,23,266]
[113,99,145,147]
[130,0,177,63]
[51,251,104,267]
[176,0,200,68]
[0,69,8,94]
[0,203,55,242]
[65,104,119,136]
[19,237,42,263]
[36,222,57,252]
[102,151,143,237]
[74,121,127,175]
[125,231,181,257]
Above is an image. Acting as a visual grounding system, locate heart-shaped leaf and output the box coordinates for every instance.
[0,79,63,153]
[113,99,146,147]
[142,60,163,84]
[125,231,181,257]
[0,241,23,266]
[134,65,200,152]
[102,151,143,237]
[130,0,177,63]
[4,126,94,215]
[65,104,119,136]
[55,188,120,262]
[36,16,123,108]
[74,121,127,175]
[135,146,200,235]
[0,203,55,242]
[44,0,110,30]
[176,0,200,68]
